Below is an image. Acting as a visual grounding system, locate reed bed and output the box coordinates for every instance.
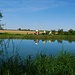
[0,51,75,75]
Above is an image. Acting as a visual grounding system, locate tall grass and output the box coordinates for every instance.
[0,51,75,75]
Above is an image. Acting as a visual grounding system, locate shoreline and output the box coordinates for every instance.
[0,33,75,40]
[0,30,75,40]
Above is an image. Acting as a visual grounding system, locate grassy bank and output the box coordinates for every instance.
[0,33,75,40]
[0,51,75,75]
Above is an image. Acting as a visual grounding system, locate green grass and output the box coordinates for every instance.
[1,33,75,40]
[0,51,75,75]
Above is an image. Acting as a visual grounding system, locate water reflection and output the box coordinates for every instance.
[0,39,21,58]
[34,39,56,45]
[57,40,63,43]
[49,39,55,43]
[34,39,75,45]
[42,40,47,44]
[68,40,74,43]
[0,39,75,58]
[0,39,10,59]
[34,39,39,45]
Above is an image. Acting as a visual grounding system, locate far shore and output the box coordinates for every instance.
[0,30,75,40]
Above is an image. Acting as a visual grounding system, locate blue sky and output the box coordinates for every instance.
[0,0,75,30]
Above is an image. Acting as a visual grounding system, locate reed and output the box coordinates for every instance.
[0,51,75,75]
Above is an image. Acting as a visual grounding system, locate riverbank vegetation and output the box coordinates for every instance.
[0,51,75,75]
[0,32,75,40]
[0,28,75,40]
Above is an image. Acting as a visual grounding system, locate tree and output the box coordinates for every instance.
[51,30,56,35]
[68,29,74,35]
[0,11,3,19]
[18,28,21,30]
[58,29,64,35]
[0,11,4,30]
[46,31,50,35]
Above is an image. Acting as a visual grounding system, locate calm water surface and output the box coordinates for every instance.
[0,39,75,57]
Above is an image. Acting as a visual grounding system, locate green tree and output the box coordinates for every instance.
[64,31,68,35]
[46,31,50,35]
[51,30,56,35]
[0,11,4,30]
[18,28,21,30]
[0,11,3,19]
[68,29,74,35]
[58,29,64,35]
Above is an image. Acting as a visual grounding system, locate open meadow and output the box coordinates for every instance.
[0,30,35,35]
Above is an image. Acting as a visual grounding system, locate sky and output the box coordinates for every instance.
[0,0,75,31]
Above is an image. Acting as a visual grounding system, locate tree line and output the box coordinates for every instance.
[50,29,75,35]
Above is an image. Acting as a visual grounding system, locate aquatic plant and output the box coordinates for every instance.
[0,51,75,75]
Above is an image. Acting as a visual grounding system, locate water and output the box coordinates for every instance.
[0,39,75,57]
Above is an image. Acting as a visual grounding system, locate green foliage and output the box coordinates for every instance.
[18,28,21,30]
[0,11,4,30]
[0,51,75,75]
[68,29,75,35]
[64,31,68,35]
[51,30,56,35]
[0,11,3,19]
[42,33,45,35]
[58,29,64,35]
[46,31,50,35]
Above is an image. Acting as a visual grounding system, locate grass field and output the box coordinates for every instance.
[0,30,35,34]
